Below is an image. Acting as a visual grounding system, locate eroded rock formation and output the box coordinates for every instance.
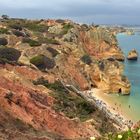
[127,49,138,60]
[0,18,131,139]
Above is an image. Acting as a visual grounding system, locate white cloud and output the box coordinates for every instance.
[0,0,139,9]
[0,0,51,8]
[0,0,139,24]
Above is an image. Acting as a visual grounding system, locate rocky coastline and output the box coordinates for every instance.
[66,85,134,130]
[127,49,138,60]
[0,17,135,139]
[88,91,134,129]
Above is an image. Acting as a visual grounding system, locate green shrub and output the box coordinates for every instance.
[81,24,89,28]
[12,30,25,37]
[81,54,92,65]
[23,22,49,32]
[33,77,49,85]
[63,23,74,30]
[30,55,45,69]
[6,19,24,28]
[0,47,21,61]
[6,19,48,32]
[59,30,68,35]
[51,85,94,121]
[0,57,20,65]
[60,23,74,35]
[22,37,30,43]
[99,61,105,71]
[10,24,22,31]
[22,38,41,47]
[33,77,95,121]
[0,38,8,46]
[47,47,59,57]
[33,77,66,92]
[99,128,140,140]
[107,57,115,61]
[30,55,55,70]
[45,38,60,45]
[56,19,65,23]
[38,37,60,45]
[28,40,41,47]
[122,75,127,82]
[1,15,9,20]
[0,28,9,34]
[81,24,89,31]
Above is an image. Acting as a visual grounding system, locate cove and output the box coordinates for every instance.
[110,32,140,123]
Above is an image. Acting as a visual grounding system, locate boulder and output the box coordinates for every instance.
[112,54,125,61]
[48,25,62,34]
[127,49,138,60]
[63,28,79,43]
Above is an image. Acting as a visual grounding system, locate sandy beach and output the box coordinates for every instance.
[66,85,134,129]
[82,88,134,130]
[90,88,132,121]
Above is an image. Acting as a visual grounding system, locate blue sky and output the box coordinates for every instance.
[0,0,139,24]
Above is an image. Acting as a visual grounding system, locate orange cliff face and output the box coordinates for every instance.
[79,27,125,61]
[51,25,130,94]
[0,19,130,139]
[0,64,100,139]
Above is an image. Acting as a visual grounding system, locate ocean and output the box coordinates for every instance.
[97,32,140,123]
[98,32,140,123]
[114,32,140,122]
[91,32,140,123]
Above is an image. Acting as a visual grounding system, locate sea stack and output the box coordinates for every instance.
[127,49,138,60]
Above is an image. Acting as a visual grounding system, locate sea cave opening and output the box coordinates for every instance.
[118,88,122,93]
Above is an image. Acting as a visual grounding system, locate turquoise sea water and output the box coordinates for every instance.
[117,33,140,122]
[105,33,140,123]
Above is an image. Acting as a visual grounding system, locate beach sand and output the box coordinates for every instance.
[66,84,134,128]
[90,88,134,124]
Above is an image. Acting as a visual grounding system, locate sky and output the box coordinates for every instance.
[0,0,140,24]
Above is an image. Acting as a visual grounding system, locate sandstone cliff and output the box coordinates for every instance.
[0,18,131,139]
[127,49,138,60]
